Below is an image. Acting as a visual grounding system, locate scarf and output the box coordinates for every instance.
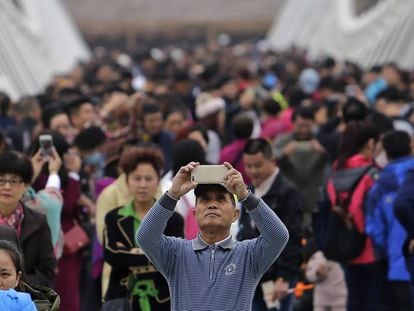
[0,203,24,237]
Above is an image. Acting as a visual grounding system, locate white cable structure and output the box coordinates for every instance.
[0,0,90,100]
[267,0,414,69]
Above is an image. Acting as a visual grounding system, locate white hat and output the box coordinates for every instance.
[195,93,225,119]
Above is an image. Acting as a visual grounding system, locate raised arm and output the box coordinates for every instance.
[224,162,289,276]
[244,193,289,277]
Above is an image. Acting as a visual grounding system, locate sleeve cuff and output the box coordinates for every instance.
[243,192,261,211]
[68,172,80,181]
[159,193,178,211]
[45,173,61,189]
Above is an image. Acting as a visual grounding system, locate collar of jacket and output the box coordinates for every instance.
[250,172,285,198]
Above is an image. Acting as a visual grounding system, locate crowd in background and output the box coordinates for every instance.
[0,35,414,311]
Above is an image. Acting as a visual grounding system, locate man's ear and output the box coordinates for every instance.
[232,208,240,222]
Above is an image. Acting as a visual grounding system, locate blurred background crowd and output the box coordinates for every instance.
[1,0,414,311]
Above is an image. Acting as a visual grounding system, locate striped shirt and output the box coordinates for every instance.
[137,192,289,311]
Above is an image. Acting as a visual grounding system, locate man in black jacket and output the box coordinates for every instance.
[238,138,303,311]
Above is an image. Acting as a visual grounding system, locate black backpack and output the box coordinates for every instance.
[313,165,376,262]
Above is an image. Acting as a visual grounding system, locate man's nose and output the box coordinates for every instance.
[207,202,218,209]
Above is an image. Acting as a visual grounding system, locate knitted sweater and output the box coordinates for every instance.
[137,192,289,311]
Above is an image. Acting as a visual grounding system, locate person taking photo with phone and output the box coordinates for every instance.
[137,161,289,311]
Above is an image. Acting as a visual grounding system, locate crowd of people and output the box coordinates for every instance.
[0,35,414,311]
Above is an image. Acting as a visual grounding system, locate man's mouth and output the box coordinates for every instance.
[205,212,219,217]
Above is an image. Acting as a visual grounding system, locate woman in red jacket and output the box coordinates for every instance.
[325,121,392,311]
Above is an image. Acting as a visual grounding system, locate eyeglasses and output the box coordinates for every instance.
[0,178,24,187]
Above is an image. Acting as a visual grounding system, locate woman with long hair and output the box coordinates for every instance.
[325,121,392,310]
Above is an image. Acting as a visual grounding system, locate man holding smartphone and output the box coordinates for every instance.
[137,162,289,311]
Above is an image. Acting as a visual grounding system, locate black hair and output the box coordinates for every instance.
[172,139,207,175]
[366,111,393,135]
[376,86,404,103]
[318,76,335,90]
[73,126,106,152]
[292,106,314,122]
[261,98,282,116]
[0,225,21,249]
[370,65,382,74]
[288,89,309,108]
[382,130,412,160]
[162,104,187,121]
[0,151,33,184]
[173,70,189,82]
[342,97,368,123]
[0,92,11,117]
[322,57,336,69]
[0,239,24,289]
[243,138,274,159]
[232,114,253,139]
[141,102,161,116]
[41,102,66,128]
[66,96,94,116]
[337,121,379,168]
[189,124,210,144]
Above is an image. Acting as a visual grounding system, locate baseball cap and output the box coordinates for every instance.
[194,184,238,205]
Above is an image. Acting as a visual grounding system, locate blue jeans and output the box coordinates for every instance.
[343,259,393,311]
[252,279,297,311]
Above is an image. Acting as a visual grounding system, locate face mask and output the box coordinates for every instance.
[375,150,388,168]
[83,152,106,179]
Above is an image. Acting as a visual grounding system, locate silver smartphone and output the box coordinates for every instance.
[191,165,228,184]
[39,134,53,157]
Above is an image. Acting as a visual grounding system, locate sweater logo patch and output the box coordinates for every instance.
[224,263,237,275]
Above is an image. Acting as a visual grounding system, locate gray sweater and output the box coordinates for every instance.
[137,192,289,311]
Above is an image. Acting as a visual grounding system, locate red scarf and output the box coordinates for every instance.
[0,203,24,237]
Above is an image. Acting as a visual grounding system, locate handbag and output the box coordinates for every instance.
[63,222,90,255]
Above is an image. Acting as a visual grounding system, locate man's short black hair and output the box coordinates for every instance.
[262,98,282,116]
[376,86,404,103]
[232,114,253,139]
[0,151,33,184]
[243,138,273,159]
[142,102,161,116]
[41,102,65,128]
[382,130,412,160]
[342,97,368,123]
[73,126,106,152]
[66,96,93,116]
[292,106,314,122]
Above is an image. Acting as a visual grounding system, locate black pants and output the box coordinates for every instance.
[343,260,393,311]
[390,281,412,311]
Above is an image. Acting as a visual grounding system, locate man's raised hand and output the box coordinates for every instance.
[223,162,249,201]
[168,162,199,199]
